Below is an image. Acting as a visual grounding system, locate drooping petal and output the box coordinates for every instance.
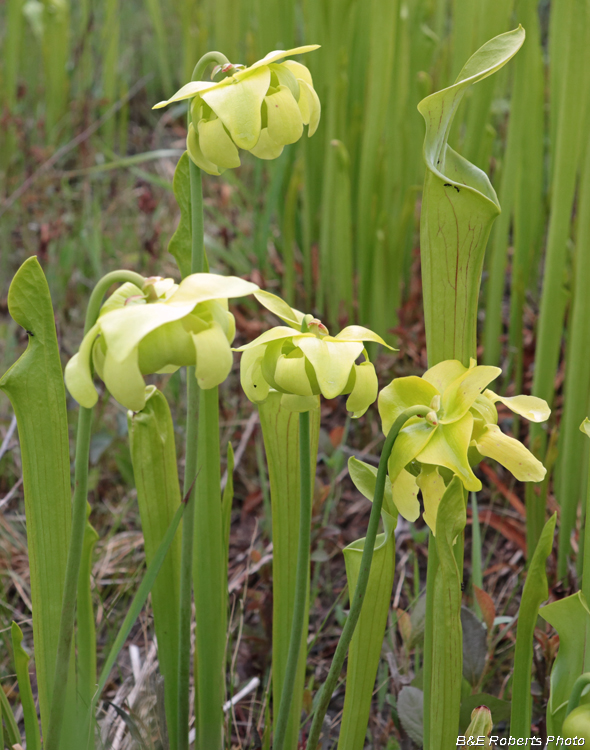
[264,85,304,145]
[334,325,393,348]
[422,359,467,394]
[103,346,147,412]
[236,326,302,351]
[387,418,436,483]
[249,128,284,159]
[440,365,500,423]
[253,290,304,329]
[281,59,314,87]
[417,412,482,491]
[198,117,241,170]
[192,321,234,389]
[269,63,300,99]
[298,79,321,136]
[248,45,321,70]
[392,468,420,523]
[153,80,216,109]
[137,319,195,373]
[64,323,101,408]
[346,362,378,418]
[485,390,550,423]
[378,376,439,435]
[274,350,314,396]
[474,424,547,482]
[187,122,221,176]
[295,336,363,399]
[417,465,446,534]
[201,66,270,150]
[240,346,269,403]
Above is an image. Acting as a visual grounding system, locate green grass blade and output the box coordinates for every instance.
[11,622,41,750]
[258,393,320,749]
[556,139,590,576]
[100,0,121,150]
[510,514,556,737]
[337,512,396,750]
[0,682,21,747]
[143,0,173,91]
[129,386,183,750]
[0,257,77,740]
[418,26,524,366]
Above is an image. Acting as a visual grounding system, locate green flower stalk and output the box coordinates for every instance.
[238,290,391,416]
[378,359,549,533]
[153,46,320,173]
[65,273,258,411]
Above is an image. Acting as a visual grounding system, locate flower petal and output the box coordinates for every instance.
[417,412,482,491]
[295,336,363,399]
[103,346,147,411]
[153,80,215,109]
[470,393,498,425]
[298,79,321,136]
[392,469,420,523]
[64,323,101,408]
[235,326,300,351]
[201,66,270,150]
[280,393,320,412]
[240,346,269,403]
[334,325,394,349]
[264,85,303,145]
[346,362,378,418]
[198,117,241,170]
[422,359,467,393]
[274,351,314,396]
[281,59,314,87]
[581,418,590,438]
[417,465,446,534]
[171,273,259,306]
[485,390,550,423]
[440,365,500,423]
[254,290,304,328]
[474,424,547,482]
[187,122,221,175]
[248,45,321,70]
[378,376,439,435]
[387,418,436,483]
[249,128,284,160]
[192,321,233,389]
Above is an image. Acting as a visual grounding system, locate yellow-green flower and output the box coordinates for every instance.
[153,46,321,175]
[236,291,392,417]
[377,359,550,531]
[65,274,258,411]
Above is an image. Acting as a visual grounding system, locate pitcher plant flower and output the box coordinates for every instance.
[236,291,393,417]
[65,273,258,412]
[153,46,321,174]
[377,358,550,531]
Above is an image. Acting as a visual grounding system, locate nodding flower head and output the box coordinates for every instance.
[153,46,321,175]
[236,291,395,416]
[375,358,550,533]
[65,273,258,412]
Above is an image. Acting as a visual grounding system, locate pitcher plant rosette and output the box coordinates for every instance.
[153,46,321,173]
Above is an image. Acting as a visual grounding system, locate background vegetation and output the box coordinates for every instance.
[1,0,588,745]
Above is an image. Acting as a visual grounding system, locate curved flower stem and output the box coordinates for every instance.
[305,405,427,749]
[422,534,438,748]
[566,673,590,717]
[273,410,312,750]
[45,269,145,750]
